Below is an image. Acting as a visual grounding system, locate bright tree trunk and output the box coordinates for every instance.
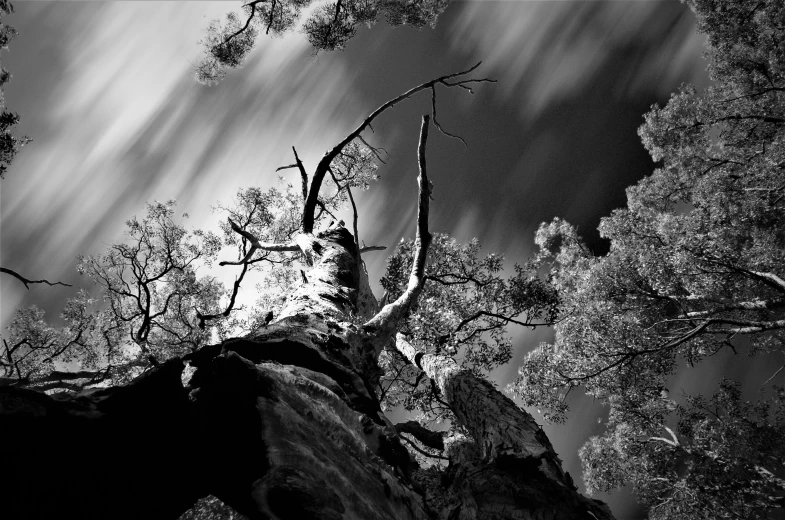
[0,223,614,520]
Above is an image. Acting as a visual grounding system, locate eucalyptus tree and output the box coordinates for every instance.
[1,65,615,520]
[515,0,785,517]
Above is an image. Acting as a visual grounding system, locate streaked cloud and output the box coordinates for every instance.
[452,0,708,119]
[0,2,375,323]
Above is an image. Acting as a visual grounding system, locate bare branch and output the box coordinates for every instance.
[363,115,432,344]
[762,365,784,387]
[197,260,249,329]
[453,310,552,334]
[292,146,308,200]
[0,267,72,290]
[359,246,386,254]
[302,62,493,233]
[218,218,299,266]
[430,86,466,147]
[328,168,361,251]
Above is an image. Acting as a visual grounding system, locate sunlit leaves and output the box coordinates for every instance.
[517,0,785,516]
[78,200,223,361]
[378,234,558,421]
[581,382,785,519]
[330,141,380,191]
[1,290,127,389]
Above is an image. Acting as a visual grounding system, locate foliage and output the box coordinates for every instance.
[581,381,785,519]
[178,495,248,520]
[1,144,381,389]
[378,234,558,422]
[515,0,785,516]
[0,290,129,390]
[77,201,223,359]
[0,1,30,179]
[195,0,450,84]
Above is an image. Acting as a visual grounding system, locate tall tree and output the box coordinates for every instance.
[515,0,785,517]
[1,65,615,520]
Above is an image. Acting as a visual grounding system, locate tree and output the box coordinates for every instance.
[1,64,615,520]
[194,0,450,84]
[515,0,785,517]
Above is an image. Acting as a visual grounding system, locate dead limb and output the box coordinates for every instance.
[0,267,71,290]
[301,63,493,233]
[363,115,432,347]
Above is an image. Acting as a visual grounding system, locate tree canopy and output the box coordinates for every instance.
[194,0,450,84]
[515,0,785,517]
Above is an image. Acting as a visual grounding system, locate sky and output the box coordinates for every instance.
[0,1,739,518]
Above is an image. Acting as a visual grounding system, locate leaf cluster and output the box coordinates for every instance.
[0,2,30,179]
[195,0,450,84]
[515,0,785,516]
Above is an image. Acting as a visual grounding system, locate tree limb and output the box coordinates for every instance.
[359,246,386,254]
[0,267,72,290]
[302,63,493,233]
[363,115,432,345]
[395,420,445,451]
[292,146,308,200]
[218,218,299,266]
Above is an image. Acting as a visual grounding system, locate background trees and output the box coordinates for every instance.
[516,0,785,517]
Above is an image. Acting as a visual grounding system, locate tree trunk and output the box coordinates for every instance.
[0,223,614,520]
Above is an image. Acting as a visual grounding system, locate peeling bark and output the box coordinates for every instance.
[395,335,616,520]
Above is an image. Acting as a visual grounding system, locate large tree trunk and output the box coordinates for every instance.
[0,223,613,520]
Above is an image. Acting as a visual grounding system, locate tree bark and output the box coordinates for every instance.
[0,222,614,520]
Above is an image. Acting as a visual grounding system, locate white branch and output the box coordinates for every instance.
[302,63,492,233]
[751,270,785,292]
[363,116,432,346]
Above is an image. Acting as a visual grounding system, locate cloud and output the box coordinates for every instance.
[451,0,708,121]
[0,2,374,324]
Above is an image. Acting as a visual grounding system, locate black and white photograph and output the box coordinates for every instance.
[1,1,783,518]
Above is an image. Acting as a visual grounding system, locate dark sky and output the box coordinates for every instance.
[0,2,722,518]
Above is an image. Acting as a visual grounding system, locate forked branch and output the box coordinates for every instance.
[199,218,299,328]
[218,218,299,267]
[301,63,493,233]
